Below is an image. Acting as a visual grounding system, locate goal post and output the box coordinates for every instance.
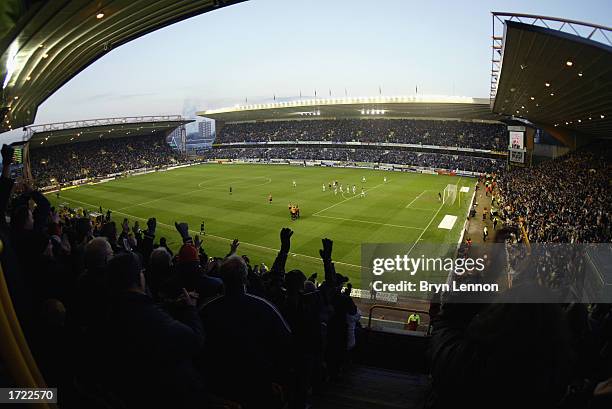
[442,184,458,205]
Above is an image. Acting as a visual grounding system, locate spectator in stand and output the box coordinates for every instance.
[102,252,206,409]
[497,144,610,243]
[198,252,292,408]
[216,118,506,150]
[427,285,572,409]
[30,133,185,187]
[0,136,609,409]
[200,146,504,174]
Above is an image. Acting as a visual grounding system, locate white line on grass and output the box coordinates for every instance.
[404,190,429,208]
[313,181,387,216]
[117,176,272,211]
[313,214,424,230]
[404,176,463,256]
[59,196,363,270]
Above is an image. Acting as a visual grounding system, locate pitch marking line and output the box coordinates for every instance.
[313,214,424,230]
[404,176,462,257]
[117,176,272,211]
[314,181,387,216]
[60,196,363,270]
[404,190,430,208]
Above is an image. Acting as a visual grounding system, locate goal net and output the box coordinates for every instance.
[443,184,458,205]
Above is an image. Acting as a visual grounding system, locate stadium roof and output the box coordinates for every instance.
[199,96,505,123]
[491,13,612,136]
[0,0,245,133]
[26,115,192,148]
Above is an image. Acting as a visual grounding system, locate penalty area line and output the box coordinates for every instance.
[404,176,463,256]
[404,190,430,208]
[313,214,424,230]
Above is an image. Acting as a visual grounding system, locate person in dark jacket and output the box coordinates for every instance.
[426,284,571,409]
[199,254,292,408]
[102,252,206,409]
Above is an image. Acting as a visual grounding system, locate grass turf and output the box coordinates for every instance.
[49,163,474,283]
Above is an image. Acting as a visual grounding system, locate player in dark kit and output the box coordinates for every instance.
[268,193,272,204]
[229,186,232,195]
[200,221,205,235]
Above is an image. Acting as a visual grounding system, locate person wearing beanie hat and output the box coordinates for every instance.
[171,240,222,305]
[178,243,199,263]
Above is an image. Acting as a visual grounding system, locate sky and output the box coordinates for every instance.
[16,0,612,127]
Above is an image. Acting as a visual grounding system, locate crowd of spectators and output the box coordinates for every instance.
[2,143,359,409]
[495,144,611,243]
[30,134,183,187]
[201,146,504,173]
[217,119,506,150]
[0,135,610,408]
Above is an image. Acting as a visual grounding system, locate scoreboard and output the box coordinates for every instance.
[507,126,526,164]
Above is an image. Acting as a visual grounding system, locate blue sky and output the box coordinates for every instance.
[29,0,612,124]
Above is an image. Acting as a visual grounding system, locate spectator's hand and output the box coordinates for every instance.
[280,227,293,253]
[1,144,14,167]
[229,238,239,254]
[319,238,333,261]
[308,272,317,282]
[61,233,72,254]
[132,220,141,234]
[175,222,191,243]
[194,234,202,249]
[179,288,197,307]
[122,218,129,233]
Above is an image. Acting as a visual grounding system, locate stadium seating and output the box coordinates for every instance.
[207,119,506,174]
[497,144,610,243]
[217,118,507,150]
[30,134,183,187]
[2,137,610,409]
[200,146,505,173]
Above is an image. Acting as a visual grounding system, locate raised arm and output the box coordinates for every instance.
[319,237,336,285]
[138,217,156,264]
[271,227,293,275]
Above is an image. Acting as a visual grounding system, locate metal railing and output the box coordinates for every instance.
[23,115,187,140]
[367,304,432,334]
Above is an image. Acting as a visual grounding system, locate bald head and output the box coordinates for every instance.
[220,255,248,293]
[150,247,172,269]
[85,237,113,270]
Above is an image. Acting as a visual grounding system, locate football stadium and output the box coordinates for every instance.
[0,2,611,409]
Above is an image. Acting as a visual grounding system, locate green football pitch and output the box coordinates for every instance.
[49,163,474,283]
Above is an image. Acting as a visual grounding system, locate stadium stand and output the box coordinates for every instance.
[496,143,611,243]
[216,118,507,150]
[30,133,184,187]
[201,146,504,173]
[1,4,611,409]
[204,118,506,174]
[0,137,610,408]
